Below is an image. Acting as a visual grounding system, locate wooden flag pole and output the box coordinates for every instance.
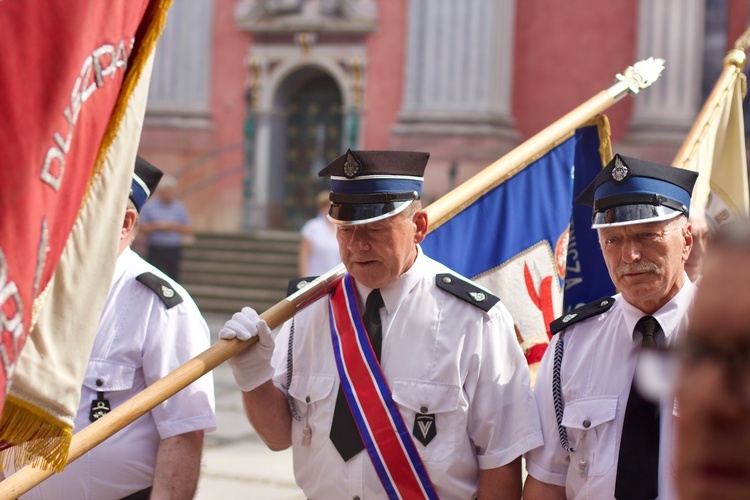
[672,26,750,168]
[0,57,665,499]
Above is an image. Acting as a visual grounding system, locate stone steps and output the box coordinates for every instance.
[180,230,301,316]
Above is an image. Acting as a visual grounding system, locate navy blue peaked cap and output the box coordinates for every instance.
[575,153,698,228]
[318,149,430,225]
[130,156,163,212]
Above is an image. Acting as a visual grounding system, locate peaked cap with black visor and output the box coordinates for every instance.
[318,149,430,225]
[129,156,163,212]
[575,153,698,228]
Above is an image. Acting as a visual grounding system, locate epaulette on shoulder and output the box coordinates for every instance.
[550,296,615,335]
[135,272,184,309]
[287,276,318,297]
[436,273,499,312]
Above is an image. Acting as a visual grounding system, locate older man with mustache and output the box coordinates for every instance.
[524,154,697,500]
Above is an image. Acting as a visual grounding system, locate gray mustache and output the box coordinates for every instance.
[617,262,659,276]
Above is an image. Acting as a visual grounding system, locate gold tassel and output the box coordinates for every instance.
[0,397,72,472]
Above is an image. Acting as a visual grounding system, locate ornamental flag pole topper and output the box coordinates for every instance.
[610,57,666,98]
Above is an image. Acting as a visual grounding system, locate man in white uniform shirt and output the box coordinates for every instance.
[524,154,698,499]
[220,150,543,498]
[11,157,216,499]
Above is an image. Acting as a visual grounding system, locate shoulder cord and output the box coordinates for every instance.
[285,319,305,422]
[553,331,575,452]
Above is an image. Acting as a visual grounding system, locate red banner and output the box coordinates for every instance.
[0,1,150,414]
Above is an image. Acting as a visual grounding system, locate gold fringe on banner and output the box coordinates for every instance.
[0,0,174,473]
[595,114,613,166]
[0,397,72,472]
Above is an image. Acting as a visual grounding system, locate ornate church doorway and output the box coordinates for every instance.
[272,68,343,230]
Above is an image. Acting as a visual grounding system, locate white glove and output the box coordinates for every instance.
[219,307,275,392]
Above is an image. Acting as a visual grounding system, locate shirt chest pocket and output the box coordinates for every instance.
[288,374,336,449]
[562,396,619,477]
[392,379,461,463]
[82,360,137,392]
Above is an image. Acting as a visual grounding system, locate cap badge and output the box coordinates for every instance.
[343,150,361,178]
[611,156,629,183]
[161,285,175,299]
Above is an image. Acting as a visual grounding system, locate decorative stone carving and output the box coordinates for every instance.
[235,0,377,32]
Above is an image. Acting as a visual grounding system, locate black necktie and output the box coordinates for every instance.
[614,315,661,500]
[330,289,384,461]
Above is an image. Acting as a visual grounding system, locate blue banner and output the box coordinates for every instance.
[422,124,613,363]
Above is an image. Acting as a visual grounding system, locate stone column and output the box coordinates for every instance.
[627,0,706,143]
[394,0,517,141]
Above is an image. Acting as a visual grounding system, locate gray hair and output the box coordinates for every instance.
[401,199,423,219]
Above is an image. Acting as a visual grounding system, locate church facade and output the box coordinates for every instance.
[137,0,749,231]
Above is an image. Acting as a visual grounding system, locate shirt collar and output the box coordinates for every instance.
[353,245,427,316]
[111,247,137,288]
[620,272,695,343]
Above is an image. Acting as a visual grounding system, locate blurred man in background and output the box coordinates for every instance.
[139,174,192,281]
[675,219,750,500]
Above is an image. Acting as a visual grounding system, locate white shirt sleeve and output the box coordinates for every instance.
[467,305,544,469]
[142,301,216,439]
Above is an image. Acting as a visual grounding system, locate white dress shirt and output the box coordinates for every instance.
[525,275,695,499]
[14,248,216,499]
[271,247,543,499]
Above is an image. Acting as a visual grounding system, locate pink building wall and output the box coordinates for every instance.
[362,0,407,150]
[513,0,637,142]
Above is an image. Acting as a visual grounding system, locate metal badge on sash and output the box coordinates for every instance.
[412,413,436,446]
[89,392,111,422]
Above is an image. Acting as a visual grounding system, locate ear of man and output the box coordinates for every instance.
[413,210,428,244]
[680,216,694,263]
[121,202,140,250]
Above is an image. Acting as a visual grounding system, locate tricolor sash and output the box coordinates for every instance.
[329,274,438,499]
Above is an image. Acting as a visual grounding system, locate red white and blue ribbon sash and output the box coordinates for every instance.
[329,274,438,499]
